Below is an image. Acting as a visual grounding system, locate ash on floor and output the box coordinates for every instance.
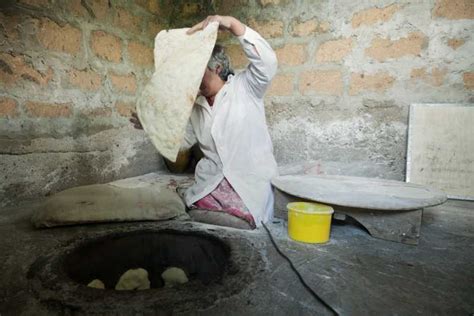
[0,199,473,315]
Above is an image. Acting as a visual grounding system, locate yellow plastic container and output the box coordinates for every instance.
[287,202,334,244]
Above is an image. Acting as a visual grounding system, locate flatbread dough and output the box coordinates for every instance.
[87,279,105,289]
[137,23,219,162]
[115,268,150,290]
[161,267,188,286]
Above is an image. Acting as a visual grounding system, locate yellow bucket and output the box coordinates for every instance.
[287,202,334,244]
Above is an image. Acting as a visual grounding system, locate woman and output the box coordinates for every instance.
[132,15,278,229]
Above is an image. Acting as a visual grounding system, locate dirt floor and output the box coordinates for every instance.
[0,197,473,315]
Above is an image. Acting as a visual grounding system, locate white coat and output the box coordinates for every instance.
[182,25,279,226]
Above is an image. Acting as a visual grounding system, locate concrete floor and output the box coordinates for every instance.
[0,198,473,315]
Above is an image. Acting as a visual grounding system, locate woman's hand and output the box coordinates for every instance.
[130,112,143,130]
[186,15,245,37]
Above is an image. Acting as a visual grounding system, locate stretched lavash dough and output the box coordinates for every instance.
[87,279,105,289]
[137,23,219,162]
[161,267,188,287]
[115,268,150,290]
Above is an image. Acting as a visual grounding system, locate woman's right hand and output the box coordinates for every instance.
[186,15,245,37]
[130,112,143,130]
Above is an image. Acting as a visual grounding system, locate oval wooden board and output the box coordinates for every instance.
[272,175,447,211]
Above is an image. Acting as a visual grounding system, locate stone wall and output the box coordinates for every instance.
[1,0,473,206]
[221,0,473,179]
[0,0,170,207]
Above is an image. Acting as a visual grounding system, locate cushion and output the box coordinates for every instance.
[32,182,188,228]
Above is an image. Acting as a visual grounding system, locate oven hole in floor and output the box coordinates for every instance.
[64,230,231,290]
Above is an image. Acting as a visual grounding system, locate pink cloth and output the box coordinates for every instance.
[194,178,256,228]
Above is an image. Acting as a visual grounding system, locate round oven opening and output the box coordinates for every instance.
[64,230,231,290]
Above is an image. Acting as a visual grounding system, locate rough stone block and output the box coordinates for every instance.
[290,18,330,37]
[410,67,447,86]
[25,101,72,118]
[350,72,395,95]
[411,68,427,80]
[463,72,474,90]
[0,12,21,44]
[0,97,18,117]
[114,7,142,34]
[299,70,343,95]
[248,18,284,38]
[79,0,110,21]
[352,4,400,28]
[91,31,122,63]
[68,68,102,91]
[136,0,160,14]
[0,52,53,87]
[316,38,353,63]
[276,44,307,66]
[83,107,113,117]
[257,0,282,7]
[433,0,474,20]
[365,32,427,61]
[128,41,154,67]
[109,72,137,94]
[115,101,135,117]
[69,0,88,17]
[18,0,49,7]
[215,0,248,15]
[181,3,201,17]
[267,73,294,96]
[71,0,110,20]
[226,44,248,69]
[148,0,160,14]
[447,38,465,49]
[430,68,447,87]
[147,19,163,39]
[37,18,82,55]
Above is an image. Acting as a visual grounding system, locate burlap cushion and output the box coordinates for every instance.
[32,182,188,228]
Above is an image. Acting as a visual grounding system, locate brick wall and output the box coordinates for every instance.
[1,0,473,206]
[0,0,171,207]
[220,0,473,179]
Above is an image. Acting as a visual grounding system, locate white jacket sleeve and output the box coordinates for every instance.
[180,119,197,150]
[237,26,278,99]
